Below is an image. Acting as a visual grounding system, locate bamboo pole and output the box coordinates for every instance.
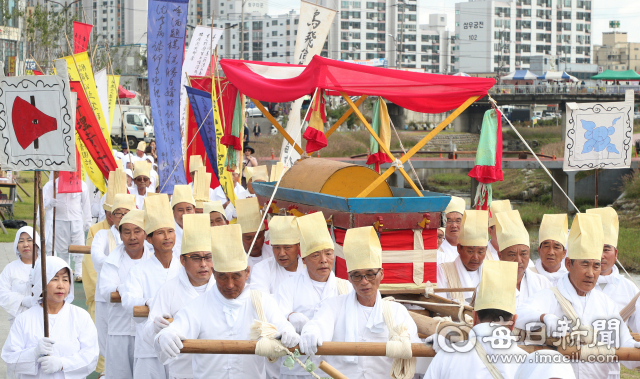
[69,245,91,254]
[340,92,423,197]
[37,171,49,337]
[249,98,303,155]
[110,292,121,303]
[381,288,476,295]
[356,95,480,198]
[31,172,38,268]
[318,361,348,379]
[51,172,56,256]
[133,306,149,317]
[324,95,368,138]
[392,293,473,321]
[408,311,470,340]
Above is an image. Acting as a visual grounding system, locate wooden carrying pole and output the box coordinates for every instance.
[356,95,480,198]
[340,92,423,197]
[31,172,38,268]
[36,171,49,337]
[318,361,348,379]
[250,98,304,155]
[69,245,91,254]
[110,292,121,303]
[51,172,56,256]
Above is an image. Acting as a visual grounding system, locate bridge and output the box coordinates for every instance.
[261,157,640,213]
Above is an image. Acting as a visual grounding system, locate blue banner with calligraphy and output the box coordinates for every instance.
[185,86,220,179]
[147,0,189,193]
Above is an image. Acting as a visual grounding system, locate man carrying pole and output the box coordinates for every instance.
[171,185,196,254]
[437,196,466,265]
[534,214,569,285]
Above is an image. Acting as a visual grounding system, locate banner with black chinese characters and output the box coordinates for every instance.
[0,59,76,171]
[73,21,93,54]
[71,81,117,178]
[147,0,189,194]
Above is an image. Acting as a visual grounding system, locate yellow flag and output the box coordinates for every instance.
[107,75,120,132]
[63,52,113,150]
[212,78,236,204]
[76,133,106,193]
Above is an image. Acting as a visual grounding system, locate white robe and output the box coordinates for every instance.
[143,267,216,379]
[91,225,122,303]
[154,285,296,379]
[436,238,458,266]
[516,274,640,378]
[122,252,182,359]
[597,266,639,333]
[302,291,423,379]
[275,269,352,377]
[0,260,33,325]
[486,241,500,261]
[1,303,98,379]
[128,186,152,209]
[251,256,304,294]
[516,269,553,308]
[424,322,528,379]
[174,222,183,254]
[247,244,274,268]
[534,258,568,285]
[436,256,482,303]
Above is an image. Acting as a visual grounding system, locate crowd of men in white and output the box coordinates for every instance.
[0,155,639,379]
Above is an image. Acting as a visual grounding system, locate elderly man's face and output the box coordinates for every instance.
[499,244,530,279]
[214,267,250,299]
[445,212,463,239]
[457,245,486,272]
[566,257,601,295]
[348,268,384,303]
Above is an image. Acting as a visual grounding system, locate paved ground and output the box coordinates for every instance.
[0,242,92,379]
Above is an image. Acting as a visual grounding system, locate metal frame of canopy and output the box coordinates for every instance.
[248,92,480,198]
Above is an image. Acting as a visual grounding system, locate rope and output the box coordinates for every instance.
[474,342,505,379]
[381,299,416,379]
[246,89,319,256]
[391,159,404,170]
[389,117,425,191]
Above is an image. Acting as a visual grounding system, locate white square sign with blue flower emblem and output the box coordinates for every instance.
[563,90,634,171]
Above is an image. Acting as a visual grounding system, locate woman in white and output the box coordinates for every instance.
[0,226,40,325]
[2,256,99,378]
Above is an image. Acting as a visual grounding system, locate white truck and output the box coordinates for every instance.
[110,105,154,149]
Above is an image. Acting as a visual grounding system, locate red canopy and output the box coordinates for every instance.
[220,56,495,114]
[118,85,136,99]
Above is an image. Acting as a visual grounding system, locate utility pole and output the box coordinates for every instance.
[398,0,405,69]
[239,0,246,60]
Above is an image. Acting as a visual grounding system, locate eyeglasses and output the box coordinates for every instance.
[112,211,130,219]
[446,219,462,225]
[135,177,150,182]
[184,254,213,263]
[349,269,381,282]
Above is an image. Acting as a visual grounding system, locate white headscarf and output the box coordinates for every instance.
[31,256,74,304]
[13,226,40,260]
[515,351,576,379]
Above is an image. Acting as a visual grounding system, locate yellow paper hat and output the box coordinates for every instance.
[133,160,151,179]
[495,210,529,251]
[111,193,136,212]
[104,168,128,211]
[568,213,604,260]
[586,207,619,248]
[539,214,568,248]
[171,184,196,208]
[236,197,265,234]
[269,216,300,245]
[193,166,211,202]
[203,201,226,218]
[269,162,285,182]
[475,260,518,314]
[189,155,203,173]
[120,209,145,230]
[297,211,333,258]
[344,226,382,272]
[489,199,512,227]
[444,196,465,215]
[143,194,174,234]
[251,165,269,182]
[115,159,123,169]
[211,224,248,272]
[458,210,489,246]
[137,141,146,151]
[181,214,212,255]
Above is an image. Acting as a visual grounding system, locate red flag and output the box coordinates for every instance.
[70,81,117,178]
[11,96,57,149]
[59,149,83,193]
[73,21,93,54]
[33,70,44,76]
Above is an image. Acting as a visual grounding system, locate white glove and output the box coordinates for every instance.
[543,314,565,338]
[288,312,309,334]
[154,314,171,334]
[299,326,323,356]
[280,329,301,348]
[34,337,54,358]
[424,333,442,354]
[634,342,640,349]
[48,199,58,208]
[157,330,184,359]
[21,296,34,308]
[37,355,63,374]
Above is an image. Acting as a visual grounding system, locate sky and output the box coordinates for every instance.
[267,0,640,46]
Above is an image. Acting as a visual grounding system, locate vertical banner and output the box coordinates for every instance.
[179,26,223,156]
[59,149,83,193]
[107,74,120,131]
[185,86,220,181]
[63,52,113,150]
[213,78,236,204]
[280,1,336,167]
[94,68,110,131]
[7,56,15,76]
[73,21,93,53]
[147,0,189,194]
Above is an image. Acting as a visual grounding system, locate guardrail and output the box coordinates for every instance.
[488,85,640,95]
